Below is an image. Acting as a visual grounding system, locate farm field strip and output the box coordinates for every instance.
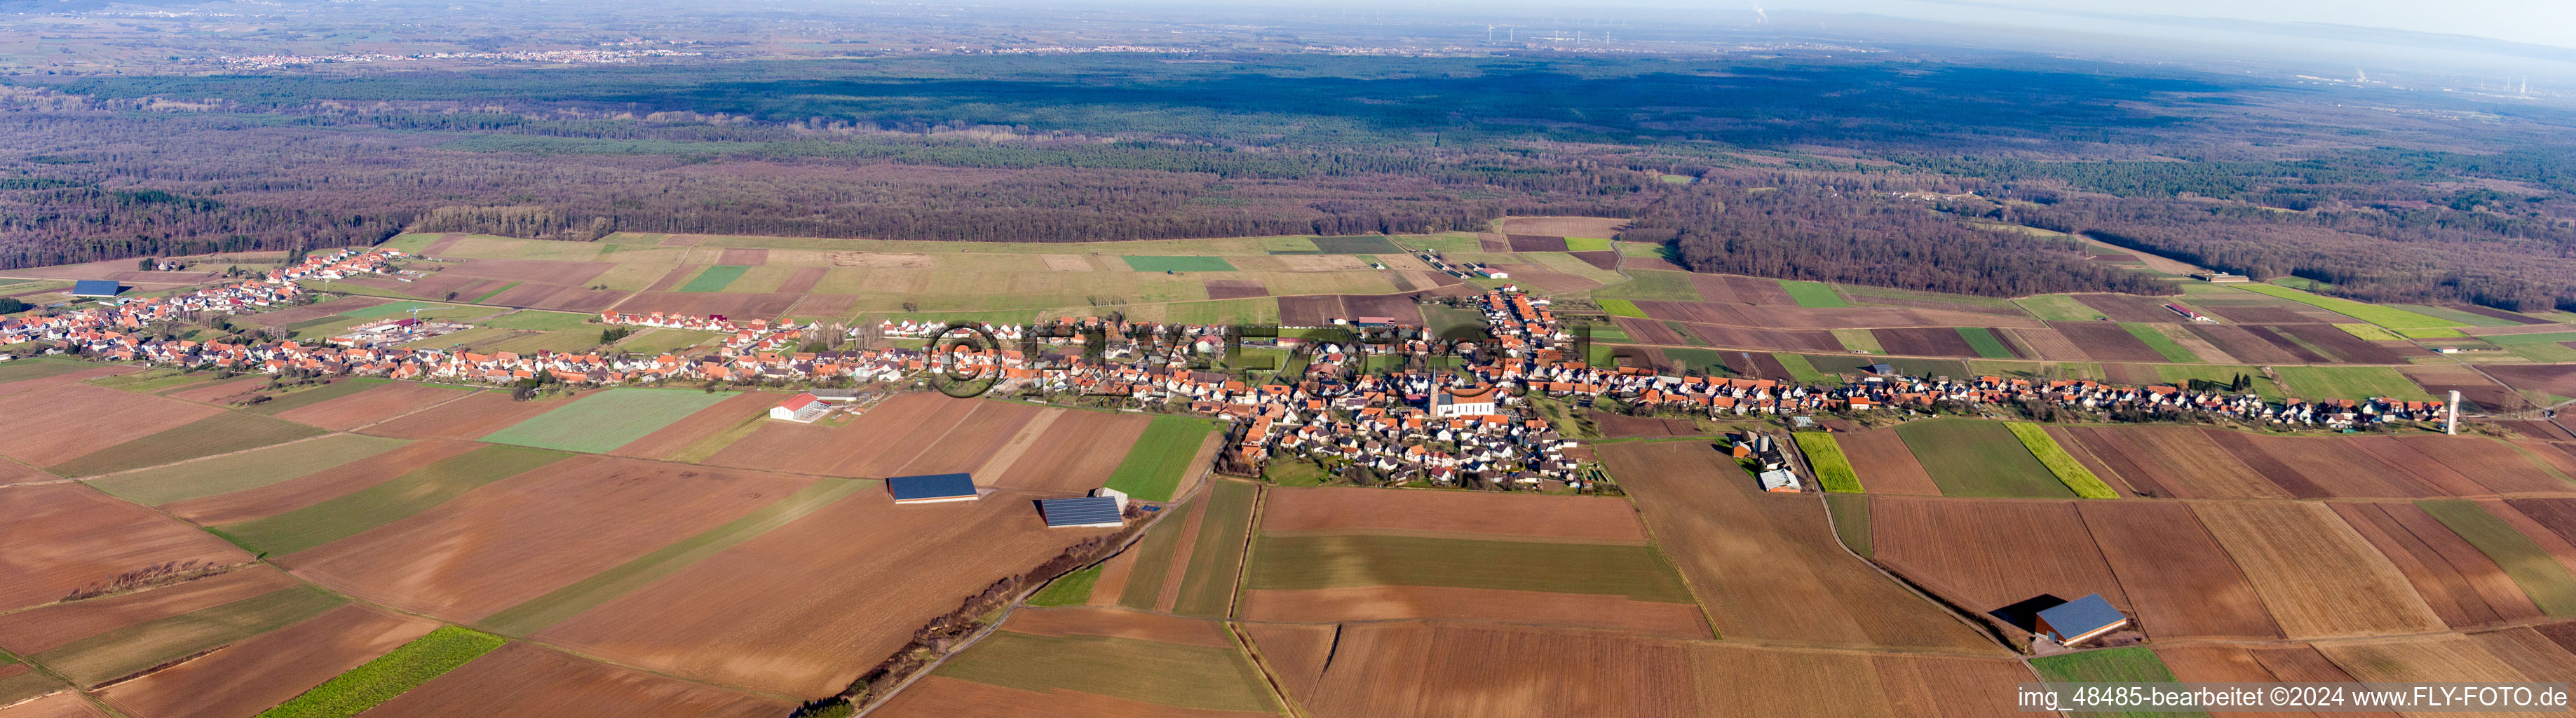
[1244,534,1695,602]
[2117,323,2203,363]
[2415,499,2576,616]
[49,413,326,478]
[208,444,574,557]
[930,629,1279,713]
[237,380,382,416]
[1779,280,1850,308]
[2236,283,2469,329]
[34,584,344,687]
[476,477,867,635]
[2273,365,2437,401]
[248,626,505,718]
[1171,480,1256,618]
[2005,423,2117,499]
[1892,419,2070,498]
[90,604,439,718]
[1103,416,1219,502]
[2193,502,2447,638]
[85,434,412,506]
[1957,327,2016,358]
[348,641,789,718]
[478,388,739,454]
[1794,432,1863,493]
[0,483,255,612]
[1115,501,1195,612]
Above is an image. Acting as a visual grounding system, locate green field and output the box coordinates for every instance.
[2235,283,2466,330]
[1780,280,1850,308]
[1245,534,1695,602]
[50,414,326,477]
[475,310,597,332]
[241,379,384,415]
[1773,353,1838,384]
[1301,236,1406,254]
[1957,327,2016,358]
[1590,269,1700,302]
[2387,304,2524,327]
[1893,419,2073,498]
[1660,347,1730,374]
[1103,416,1216,501]
[0,358,101,385]
[1830,329,1885,354]
[1121,255,1236,272]
[2417,500,2576,616]
[340,301,480,320]
[2117,323,2202,363]
[480,388,738,453]
[2014,294,2107,322]
[211,445,573,556]
[1565,236,1614,251]
[2393,327,2469,339]
[2272,366,2436,401]
[677,264,751,292]
[88,434,412,506]
[0,655,56,705]
[1173,479,1258,618]
[477,478,865,634]
[37,585,346,686]
[937,630,1277,713]
[1793,353,1969,382]
[615,328,723,355]
[84,368,215,393]
[1824,492,1872,557]
[2333,323,2403,341]
[2484,332,2576,363]
[1599,299,1648,318]
[1793,433,1863,493]
[2029,647,2196,718]
[1116,501,1196,611]
[252,626,506,718]
[1026,564,1104,607]
[2006,423,2117,499]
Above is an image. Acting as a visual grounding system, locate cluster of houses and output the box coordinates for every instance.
[271,248,407,283]
[1414,251,1506,280]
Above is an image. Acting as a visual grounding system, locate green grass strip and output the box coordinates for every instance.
[241,379,383,415]
[1772,352,1835,384]
[2235,283,2465,329]
[1116,501,1197,611]
[2029,646,2202,718]
[480,388,738,454]
[1597,299,1648,318]
[88,434,412,506]
[39,585,345,686]
[1245,534,1695,602]
[1173,480,1258,618]
[1894,419,2073,498]
[2333,323,2402,341]
[1103,416,1216,502]
[1026,564,1104,607]
[1957,327,2016,358]
[2117,323,2202,363]
[2007,423,2117,499]
[478,478,865,634]
[252,626,506,718]
[677,265,750,292]
[1779,280,1850,308]
[1791,433,1862,493]
[50,414,326,477]
[212,445,572,556]
[1824,492,1872,557]
[470,281,521,304]
[2415,500,2576,616]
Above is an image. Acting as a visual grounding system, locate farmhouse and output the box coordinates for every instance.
[69,280,121,298]
[1432,386,1498,417]
[769,393,828,423]
[887,473,979,504]
[1757,468,1800,492]
[2035,593,2129,646]
[1039,489,1127,528]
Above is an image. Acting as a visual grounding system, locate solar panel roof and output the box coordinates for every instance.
[1039,496,1122,526]
[2037,593,2125,639]
[886,473,976,500]
[70,280,121,297]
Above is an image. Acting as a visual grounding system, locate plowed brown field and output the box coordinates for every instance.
[890,401,1045,477]
[1687,274,1793,305]
[2193,502,2445,639]
[1588,412,1700,438]
[705,392,996,476]
[445,258,614,283]
[1261,487,1648,543]
[282,455,815,622]
[988,410,1149,492]
[1871,499,2129,615]
[1600,441,1999,653]
[2002,327,2090,361]
[1612,316,1686,345]
[1871,327,1979,357]
[2151,644,2318,718]
[2330,502,2540,628]
[2479,499,2576,577]
[2061,426,2288,499]
[1639,302,2040,330]
[1836,428,1941,495]
[95,604,438,718]
[2202,431,2440,499]
[359,642,787,718]
[271,383,470,431]
[0,484,252,611]
[1000,606,1231,648]
[0,384,219,467]
[0,567,301,655]
[1238,585,1711,637]
[2048,321,2164,362]
[482,283,628,313]
[874,676,1268,718]
[534,489,1113,696]
[2279,323,2410,363]
[159,438,484,524]
[2393,435,2572,494]
[2073,294,2183,323]
[604,391,785,459]
[0,693,109,718]
[2487,365,2576,398]
[359,391,586,440]
[2075,501,2281,640]
[2316,634,2535,684]
[2186,325,2305,365]
[2348,437,2493,496]
[1678,323,1842,351]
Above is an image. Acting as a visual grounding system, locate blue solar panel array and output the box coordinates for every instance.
[2038,593,2126,641]
[1039,496,1122,526]
[71,280,121,297]
[886,473,976,501]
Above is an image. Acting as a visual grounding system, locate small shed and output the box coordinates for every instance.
[1039,495,1123,528]
[1757,468,1800,492]
[2035,593,2129,646]
[768,393,827,423]
[887,473,978,504]
[70,280,121,298]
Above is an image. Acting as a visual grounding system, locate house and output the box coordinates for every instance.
[1757,468,1800,492]
[887,473,978,503]
[2035,593,2129,646]
[768,393,828,422]
[70,280,121,298]
[1039,494,1124,528]
[1432,386,1497,417]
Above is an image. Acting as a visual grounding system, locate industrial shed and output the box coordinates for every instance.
[1039,490,1125,528]
[69,280,121,298]
[2035,593,2129,646]
[887,473,978,504]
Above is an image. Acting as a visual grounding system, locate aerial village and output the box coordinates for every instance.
[0,247,2459,493]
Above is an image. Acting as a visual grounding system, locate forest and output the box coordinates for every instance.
[5,52,2576,306]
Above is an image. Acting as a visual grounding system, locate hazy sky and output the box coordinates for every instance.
[1803,0,2576,49]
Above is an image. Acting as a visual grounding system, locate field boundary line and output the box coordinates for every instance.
[1808,487,2021,654]
[1225,619,1311,718]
